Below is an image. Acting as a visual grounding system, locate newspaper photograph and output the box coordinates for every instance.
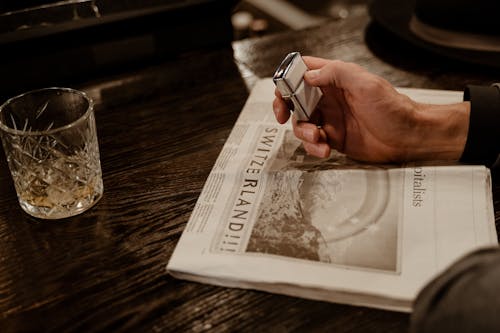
[244,131,400,272]
[167,79,497,312]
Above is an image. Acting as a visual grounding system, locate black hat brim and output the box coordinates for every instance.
[368,0,500,69]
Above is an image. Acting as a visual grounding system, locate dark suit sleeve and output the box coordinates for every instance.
[410,247,500,333]
[460,84,500,167]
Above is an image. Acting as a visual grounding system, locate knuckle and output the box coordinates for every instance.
[361,76,390,94]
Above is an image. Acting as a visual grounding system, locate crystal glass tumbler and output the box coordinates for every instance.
[0,88,103,219]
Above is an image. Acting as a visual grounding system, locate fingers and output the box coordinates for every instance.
[273,89,291,124]
[303,141,331,158]
[293,119,321,143]
[292,118,332,158]
[302,56,330,70]
[303,59,366,91]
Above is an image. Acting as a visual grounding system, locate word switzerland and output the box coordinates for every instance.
[220,127,278,252]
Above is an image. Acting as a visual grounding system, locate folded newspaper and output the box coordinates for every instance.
[167,78,497,312]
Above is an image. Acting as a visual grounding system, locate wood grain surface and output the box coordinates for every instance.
[1,2,499,332]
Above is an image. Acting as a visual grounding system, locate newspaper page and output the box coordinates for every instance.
[167,79,497,312]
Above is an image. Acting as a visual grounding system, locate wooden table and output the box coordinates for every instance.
[1,3,499,332]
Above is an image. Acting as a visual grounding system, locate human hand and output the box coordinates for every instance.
[272,56,470,163]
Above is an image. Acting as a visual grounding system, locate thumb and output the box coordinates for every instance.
[304,60,360,89]
[303,69,324,87]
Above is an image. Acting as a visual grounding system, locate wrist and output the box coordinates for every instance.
[407,101,470,161]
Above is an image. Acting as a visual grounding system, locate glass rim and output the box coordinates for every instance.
[0,87,94,136]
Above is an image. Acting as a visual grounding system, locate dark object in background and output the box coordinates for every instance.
[0,0,239,99]
[410,248,500,333]
[369,0,500,69]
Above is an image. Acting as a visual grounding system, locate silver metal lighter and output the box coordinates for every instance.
[273,52,323,121]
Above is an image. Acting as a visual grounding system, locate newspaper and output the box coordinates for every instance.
[167,79,497,312]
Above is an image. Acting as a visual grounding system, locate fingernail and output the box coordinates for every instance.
[312,145,328,158]
[305,69,320,81]
[319,145,330,158]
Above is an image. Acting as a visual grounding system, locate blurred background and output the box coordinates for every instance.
[231,0,361,39]
[0,0,365,99]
